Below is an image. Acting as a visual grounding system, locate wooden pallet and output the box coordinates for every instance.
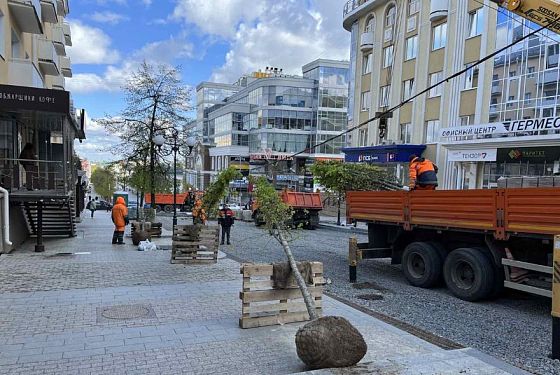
[131,222,162,238]
[171,225,219,264]
[239,262,324,329]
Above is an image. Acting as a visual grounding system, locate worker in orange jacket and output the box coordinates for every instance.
[111,197,129,245]
[409,154,438,190]
[192,199,207,225]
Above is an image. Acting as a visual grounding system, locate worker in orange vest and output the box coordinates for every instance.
[111,197,129,245]
[409,154,438,190]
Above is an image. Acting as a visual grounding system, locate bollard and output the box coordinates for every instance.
[553,235,560,359]
[35,200,45,253]
[349,237,358,283]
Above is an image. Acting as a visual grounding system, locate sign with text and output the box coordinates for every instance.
[448,149,497,162]
[0,84,70,114]
[440,116,560,139]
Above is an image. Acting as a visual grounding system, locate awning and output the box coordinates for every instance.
[342,144,426,163]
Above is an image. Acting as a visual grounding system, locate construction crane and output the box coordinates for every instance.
[491,0,560,34]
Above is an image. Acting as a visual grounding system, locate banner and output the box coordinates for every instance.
[439,116,560,138]
[448,149,497,162]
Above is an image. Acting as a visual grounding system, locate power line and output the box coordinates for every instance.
[290,14,560,159]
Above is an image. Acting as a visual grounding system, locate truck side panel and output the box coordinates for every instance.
[409,190,496,232]
[281,192,323,210]
[504,188,560,236]
[346,191,406,224]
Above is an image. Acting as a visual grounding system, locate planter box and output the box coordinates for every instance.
[171,225,219,264]
[239,262,324,329]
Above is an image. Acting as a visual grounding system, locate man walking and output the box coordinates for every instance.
[86,196,97,218]
[218,204,235,245]
[409,154,438,190]
[111,196,129,245]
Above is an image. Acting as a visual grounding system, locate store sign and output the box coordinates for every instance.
[497,147,560,163]
[0,84,70,114]
[250,153,293,161]
[276,175,300,182]
[448,149,497,162]
[440,116,560,138]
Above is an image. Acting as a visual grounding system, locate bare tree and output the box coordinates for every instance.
[98,61,192,208]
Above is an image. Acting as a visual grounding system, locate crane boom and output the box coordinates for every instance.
[491,0,560,34]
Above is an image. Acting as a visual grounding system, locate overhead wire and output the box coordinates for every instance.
[289,12,560,159]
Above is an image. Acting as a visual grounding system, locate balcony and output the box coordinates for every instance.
[8,0,43,34]
[50,75,65,90]
[37,38,59,76]
[56,0,68,16]
[360,32,374,52]
[39,0,57,23]
[343,0,390,31]
[8,58,44,88]
[52,26,66,56]
[430,0,448,22]
[59,56,72,77]
[62,22,72,46]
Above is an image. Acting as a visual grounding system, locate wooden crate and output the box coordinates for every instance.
[171,225,219,264]
[131,222,162,238]
[239,262,324,329]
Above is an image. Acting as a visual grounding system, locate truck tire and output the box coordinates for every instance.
[164,205,173,213]
[402,242,443,288]
[443,247,495,302]
[155,205,162,213]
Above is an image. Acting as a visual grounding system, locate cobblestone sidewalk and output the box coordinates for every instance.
[0,212,528,374]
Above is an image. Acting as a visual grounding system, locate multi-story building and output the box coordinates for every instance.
[342,0,497,187]
[0,0,84,252]
[197,59,349,191]
[343,0,560,190]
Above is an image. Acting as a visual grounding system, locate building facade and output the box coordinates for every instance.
[0,0,84,252]
[198,59,349,192]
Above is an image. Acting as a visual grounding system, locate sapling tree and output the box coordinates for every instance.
[202,167,242,218]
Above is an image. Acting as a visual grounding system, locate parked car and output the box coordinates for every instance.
[219,203,242,212]
[97,200,113,211]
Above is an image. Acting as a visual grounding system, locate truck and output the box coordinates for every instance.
[145,193,194,212]
[253,190,323,229]
[346,188,560,301]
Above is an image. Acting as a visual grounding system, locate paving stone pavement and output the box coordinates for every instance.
[0,212,529,374]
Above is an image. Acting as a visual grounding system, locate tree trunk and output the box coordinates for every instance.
[277,230,318,320]
[149,99,158,209]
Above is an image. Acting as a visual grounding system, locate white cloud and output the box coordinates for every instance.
[133,36,194,63]
[67,62,136,93]
[66,20,120,64]
[178,0,350,83]
[172,0,267,38]
[91,11,129,25]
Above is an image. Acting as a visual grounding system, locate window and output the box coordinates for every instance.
[429,71,443,97]
[358,128,369,147]
[363,53,372,74]
[385,5,396,27]
[0,12,4,58]
[379,85,391,107]
[546,44,559,69]
[383,45,393,68]
[400,123,412,143]
[460,116,470,126]
[405,35,418,60]
[361,91,371,111]
[402,79,414,101]
[11,29,21,59]
[432,23,447,50]
[463,63,479,89]
[508,71,517,77]
[527,66,536,77]
[408,0,420,15]
[468,9,483,38]
[425,120,440,143]
[365,16,375,33]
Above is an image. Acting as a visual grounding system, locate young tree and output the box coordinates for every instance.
[252,176,367,369]
[98,61,192,208]
[311,161,400,225]
[202,167,242,217]
[91,167,116,200]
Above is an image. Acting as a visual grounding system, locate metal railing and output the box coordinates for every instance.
[343,0,371,17]
[0,158,70,194]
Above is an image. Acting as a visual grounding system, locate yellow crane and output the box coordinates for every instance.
[491,0,560,34]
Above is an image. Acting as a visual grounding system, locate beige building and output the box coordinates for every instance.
[0,0,85,252]
[343,0,498,188]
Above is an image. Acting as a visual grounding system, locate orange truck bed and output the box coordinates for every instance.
[347,188,560,239]
[145,193,189,205]
[280,191,323,210]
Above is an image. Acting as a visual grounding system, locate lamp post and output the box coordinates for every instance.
[152,132,196,232]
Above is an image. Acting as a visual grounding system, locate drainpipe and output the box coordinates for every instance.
[0,186,12,250]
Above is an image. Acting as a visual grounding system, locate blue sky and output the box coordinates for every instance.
[68,0,350,162]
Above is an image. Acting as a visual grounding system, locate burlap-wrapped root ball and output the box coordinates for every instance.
[132,230,149,246]
[295,316,367,369]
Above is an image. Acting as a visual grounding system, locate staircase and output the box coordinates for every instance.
[22,197,76,238]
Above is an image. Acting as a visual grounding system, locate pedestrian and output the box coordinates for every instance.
[218,204,235,245]
[192,199,207,225]
[86,196,97,218]
[111,196,129,245]
[18,143,37,190]
[409,154,438,191]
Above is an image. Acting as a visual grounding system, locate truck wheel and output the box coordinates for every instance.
[444,247,495,302]
[402,242,443,288]
[164,205,173,213]
[155,205,162,212]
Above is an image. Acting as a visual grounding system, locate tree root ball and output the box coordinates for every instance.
[295,316,367,369]
[132,230,149,246]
